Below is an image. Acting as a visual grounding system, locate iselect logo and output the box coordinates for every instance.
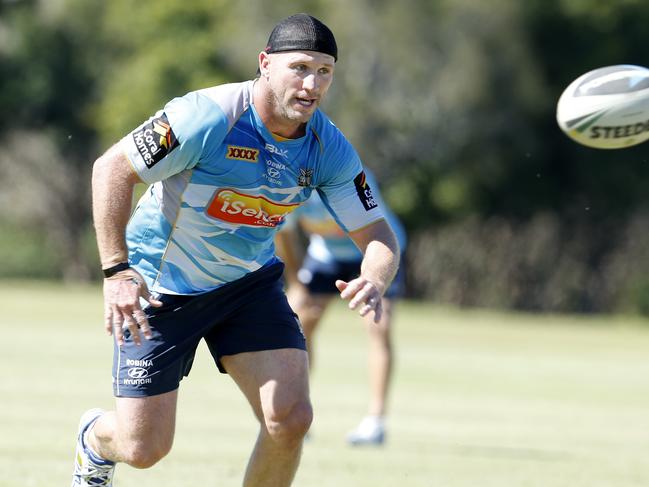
[206,189,299,227]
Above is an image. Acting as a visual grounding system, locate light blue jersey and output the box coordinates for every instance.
[290,169,407,263]
[121,80,385,294]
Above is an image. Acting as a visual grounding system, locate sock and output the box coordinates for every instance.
[83,424,115,466]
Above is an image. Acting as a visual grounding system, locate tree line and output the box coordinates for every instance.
[2,0,649,313]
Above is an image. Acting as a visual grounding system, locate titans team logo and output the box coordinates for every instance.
[298,168,313,187]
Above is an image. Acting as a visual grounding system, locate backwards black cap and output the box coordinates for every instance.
[265,13,338,61]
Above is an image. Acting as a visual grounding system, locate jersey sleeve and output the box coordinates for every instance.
[120,91,229,184]
[316,133,386,233]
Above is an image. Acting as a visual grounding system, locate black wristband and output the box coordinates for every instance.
[102,262,131,278]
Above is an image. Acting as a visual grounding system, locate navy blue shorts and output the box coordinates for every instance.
[112,262,306,398]
[296,254,406,299]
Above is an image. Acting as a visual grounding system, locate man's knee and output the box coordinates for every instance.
[111,390,178,468]
[120,436,173,469]
[264,399,313,447]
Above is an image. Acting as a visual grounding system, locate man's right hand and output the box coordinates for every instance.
[103,269,163,346]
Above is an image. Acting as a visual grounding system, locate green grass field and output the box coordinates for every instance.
[2,281,649,487]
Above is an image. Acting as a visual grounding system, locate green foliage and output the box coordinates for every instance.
[2,0,649,312]
[95,0,234,142]
[407,209,649,314]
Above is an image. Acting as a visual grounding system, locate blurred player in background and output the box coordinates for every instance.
[276,168,407,445]
[71,13,400,487]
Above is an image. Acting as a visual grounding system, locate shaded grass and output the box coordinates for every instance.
[1,281,649,486]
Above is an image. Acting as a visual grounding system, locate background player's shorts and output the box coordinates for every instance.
[112,262,306,398]
[296,253,406,299]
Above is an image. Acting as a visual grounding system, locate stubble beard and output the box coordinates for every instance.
[268,87,313,126]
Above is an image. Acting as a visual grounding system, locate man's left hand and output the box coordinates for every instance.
[335,277,383,323]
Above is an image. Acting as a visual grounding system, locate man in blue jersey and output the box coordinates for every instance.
[276,169,406,446]
[71,13,400,487]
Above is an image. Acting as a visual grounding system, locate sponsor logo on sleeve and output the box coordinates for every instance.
[226,145,259,163]
[354,171,378,211]
[206,189,299,227]
[132,113,179,168]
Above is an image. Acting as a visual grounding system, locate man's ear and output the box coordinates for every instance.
[258,51,271,79]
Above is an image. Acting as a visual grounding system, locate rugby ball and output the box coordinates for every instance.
[556,64,649,149]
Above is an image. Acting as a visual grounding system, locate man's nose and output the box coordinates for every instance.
[303,73,317,91]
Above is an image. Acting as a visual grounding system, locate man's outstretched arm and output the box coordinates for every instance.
[338,219,400,322]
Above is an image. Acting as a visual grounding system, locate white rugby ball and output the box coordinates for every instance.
[556,64,649,149]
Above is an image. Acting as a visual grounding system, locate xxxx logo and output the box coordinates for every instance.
[206,189,299,227]
[226,145,259,163]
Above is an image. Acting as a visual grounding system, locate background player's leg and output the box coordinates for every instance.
[366,297,394,417]
[222,348,312,487]
[286,284,332,369]
[347,297,394,445]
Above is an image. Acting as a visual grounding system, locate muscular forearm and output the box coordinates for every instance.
[92,145,141,268]
[91,144,160,346]
[350,219,400,296]
[359,233,400,296]
[337,220,400,322]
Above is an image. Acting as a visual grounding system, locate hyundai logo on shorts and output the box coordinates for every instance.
[127,367,149,379]
[267,167,281,178]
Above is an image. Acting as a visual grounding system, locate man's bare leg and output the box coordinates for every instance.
[88,390,178,468]
[222,348,312,487]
